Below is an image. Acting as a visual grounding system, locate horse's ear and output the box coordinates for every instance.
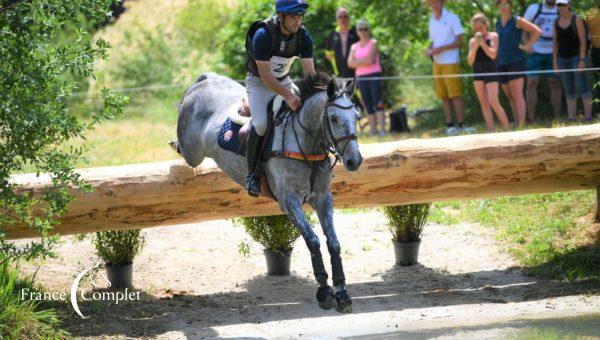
[344,79,357,98]
[327,78,337,100]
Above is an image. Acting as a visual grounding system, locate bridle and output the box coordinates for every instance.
[321,93,358,170]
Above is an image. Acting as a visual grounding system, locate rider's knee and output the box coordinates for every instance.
[252,119,267,136]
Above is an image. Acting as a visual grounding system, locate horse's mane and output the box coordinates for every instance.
[294,72,333,102]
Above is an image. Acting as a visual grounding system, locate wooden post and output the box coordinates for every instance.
[596,186,600,223]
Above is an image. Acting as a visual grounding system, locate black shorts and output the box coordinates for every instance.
[473,60,498,83]
[497,59,527,84]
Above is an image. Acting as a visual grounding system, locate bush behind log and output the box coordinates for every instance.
[92,230,146,267]
[234,214,313,254]
[384,204,431,243]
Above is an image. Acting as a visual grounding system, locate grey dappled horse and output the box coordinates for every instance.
[176,72,362,312]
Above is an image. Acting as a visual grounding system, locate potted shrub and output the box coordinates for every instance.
[383,203,430,266]
[92,230,146,288]
[234,214,307,275]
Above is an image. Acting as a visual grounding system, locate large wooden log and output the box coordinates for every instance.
[6,124,600,240]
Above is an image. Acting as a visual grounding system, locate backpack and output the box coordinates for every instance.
[531,3,559,40]
[532,2,544,23]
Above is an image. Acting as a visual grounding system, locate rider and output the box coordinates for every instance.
[244,0,316,197]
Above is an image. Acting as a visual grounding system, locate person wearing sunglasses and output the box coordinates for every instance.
[243,0,315,196]
[325,7,359,79]
[553,0,593,122]
[496,0,541,128]
[348,19,386,137]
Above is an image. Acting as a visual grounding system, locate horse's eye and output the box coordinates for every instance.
[330,116,338,124]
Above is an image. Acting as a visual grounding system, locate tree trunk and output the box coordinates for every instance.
[6,124,600,240]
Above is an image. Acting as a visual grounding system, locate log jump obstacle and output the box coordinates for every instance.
[6,124,600,240]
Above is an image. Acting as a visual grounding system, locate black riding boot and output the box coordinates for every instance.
[245,126,263,197]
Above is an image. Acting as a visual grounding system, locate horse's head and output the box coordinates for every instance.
[324,78,363,172]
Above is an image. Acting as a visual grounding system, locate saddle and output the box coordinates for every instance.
[223,95,329,201]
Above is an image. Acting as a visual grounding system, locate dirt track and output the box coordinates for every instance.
[17,211,600,338]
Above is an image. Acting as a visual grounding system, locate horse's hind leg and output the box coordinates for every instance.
[310,192,352,313]
[281,193,335,310]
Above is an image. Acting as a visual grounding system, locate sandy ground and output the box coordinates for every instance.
[15,211,600,339]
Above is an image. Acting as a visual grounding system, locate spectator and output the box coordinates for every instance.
[324,7,368,130]
[467,13,510,131]
[348,19,386,136]
[325,7,359,78]
[496,0,541,127]
[523,0,563,122]
[586,1,600,114]
[553,0,593,122]
[427,0,470,135]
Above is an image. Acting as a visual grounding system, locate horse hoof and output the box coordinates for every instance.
[316,286,335,310]
[335,290,353,313]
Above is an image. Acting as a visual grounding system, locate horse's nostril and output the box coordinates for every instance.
[346,159,354,168]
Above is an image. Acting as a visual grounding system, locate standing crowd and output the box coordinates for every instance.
[324,0,599,136]
[242,0,597,196]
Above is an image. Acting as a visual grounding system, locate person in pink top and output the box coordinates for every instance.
[347,19,386,136]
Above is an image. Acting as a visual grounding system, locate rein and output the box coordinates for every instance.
[266,93,357,171]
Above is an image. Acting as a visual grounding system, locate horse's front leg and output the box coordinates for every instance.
[310,191,352,313]
[281,193,335,310]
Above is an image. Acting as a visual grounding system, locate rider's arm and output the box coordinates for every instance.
[299,29,315,77]
[301,58,315,77]
[256,61,296,98]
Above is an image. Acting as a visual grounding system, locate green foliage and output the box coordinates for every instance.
[238,240,251,257]
[233,214,308,253]
[112,28,179,88]
[383,203,431,243]
[0,256,68,339]
[0,0,126,263]
[90,230,146,267]
[177,0,230,51]
[430,191,600,281]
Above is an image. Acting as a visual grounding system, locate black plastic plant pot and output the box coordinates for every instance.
[106,262,133,288]
[263,249,292,276]
[393,240,421,266]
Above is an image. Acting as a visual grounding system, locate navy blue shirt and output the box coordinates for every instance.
[252,27,314,61]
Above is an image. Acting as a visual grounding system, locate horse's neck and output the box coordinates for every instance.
[281,93,326,154]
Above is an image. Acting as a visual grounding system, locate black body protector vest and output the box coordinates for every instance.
[245,15,305,80]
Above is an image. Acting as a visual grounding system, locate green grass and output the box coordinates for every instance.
[430,191,600,281]
[66,89,182,168]
[0,258,69,339]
